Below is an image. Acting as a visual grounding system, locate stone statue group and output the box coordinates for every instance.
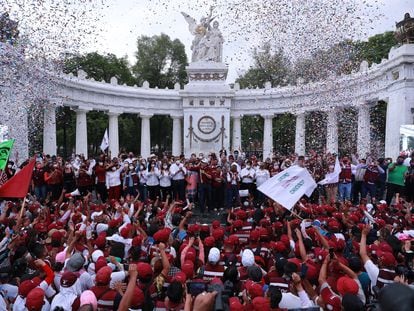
[181,6,224,63]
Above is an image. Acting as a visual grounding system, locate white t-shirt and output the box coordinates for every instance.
[364,259,380,287]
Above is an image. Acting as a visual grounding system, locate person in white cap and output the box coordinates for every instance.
[202,247,225,281]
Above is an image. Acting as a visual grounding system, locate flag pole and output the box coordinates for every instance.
[19,195,27,218]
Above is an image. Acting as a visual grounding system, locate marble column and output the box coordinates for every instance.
[295,112,306,156]
[385,90,414,159]
[357,105,371,157]
[43,104,57,156]
[140,113,153,158]
[172,116,182,156]
[232,115,242,152]
[326,110,338,154]
[108,112,120,158]
[262,114,274,160]
[75,108,88,157]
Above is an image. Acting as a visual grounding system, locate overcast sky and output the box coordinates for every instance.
[7,0,410,82]
[88,0,412,82]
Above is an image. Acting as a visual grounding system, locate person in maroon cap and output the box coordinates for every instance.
[316,255,342,311]
[359,224,396,289]
[25,288,48,311]
[90,266,118,310]
[50,271,80,310]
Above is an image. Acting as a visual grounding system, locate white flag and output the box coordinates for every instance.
[100,128,109,151]
[258,165,317,211]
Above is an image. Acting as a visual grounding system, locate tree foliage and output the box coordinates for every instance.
[64,52,136,85]
[236,31,396,155]
[132,33,188,88]
[356,31,397,65]
[236,43,291,89]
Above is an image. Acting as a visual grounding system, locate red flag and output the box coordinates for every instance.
[0,158,35,198]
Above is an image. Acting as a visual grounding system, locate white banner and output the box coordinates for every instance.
[100,128,109,151]
[258,165,317,211]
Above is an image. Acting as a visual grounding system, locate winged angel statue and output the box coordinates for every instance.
[181,6,224,63]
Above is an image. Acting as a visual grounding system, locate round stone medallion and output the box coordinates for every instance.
[197,116,216,134]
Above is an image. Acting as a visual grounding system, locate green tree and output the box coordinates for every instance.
[61,52,138,156]
[132,33,188,88]
[64,52,136,85]
[357,31,397,65]
[236,43,291,89]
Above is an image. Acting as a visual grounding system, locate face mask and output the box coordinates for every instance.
[112,167,117,171]
[129,166,134,170]
[53,164,58,168]
[99,162,103,166]
[7,164,12,168]
[246,165,251,169]
[151,164,155,167]
[243,201,249,207]
[163,165,168,169]
[140,165,144,170]
[175,161,180,165]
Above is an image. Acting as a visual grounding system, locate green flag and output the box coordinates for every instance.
[0,139,14,170]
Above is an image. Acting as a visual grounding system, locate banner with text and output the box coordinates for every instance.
[258,165,317,211]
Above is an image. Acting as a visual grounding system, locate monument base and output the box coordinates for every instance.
[181,61,234,157]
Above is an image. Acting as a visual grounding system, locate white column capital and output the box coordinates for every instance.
[171,115,183,120]
[262,114,274,120]
[140,113,153,119]
[74,107,91,114]
[294,111,306,117]
[232,115,243,120]
[108,111,121,117]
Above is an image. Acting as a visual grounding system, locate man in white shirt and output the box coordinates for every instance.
[105,159,124,201]
[240,160,256,196]
[169,157,187,201]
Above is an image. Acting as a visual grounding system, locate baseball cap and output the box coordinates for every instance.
[320,286,342,311]
[336,276,359,296]
[208,247,220,264]
[91,250,104,263]
[241,249,254,267]
[66,252,85,272]
[377,251,396,267]
[18,278,41,298]
[61,271,77,288]
[245,280,263,298]
[80,290,98,310]
[137,262,153,280]
[96,266,112,285]
[25,288,45,311]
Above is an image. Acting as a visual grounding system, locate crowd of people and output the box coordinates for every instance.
[1,148,414,310]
